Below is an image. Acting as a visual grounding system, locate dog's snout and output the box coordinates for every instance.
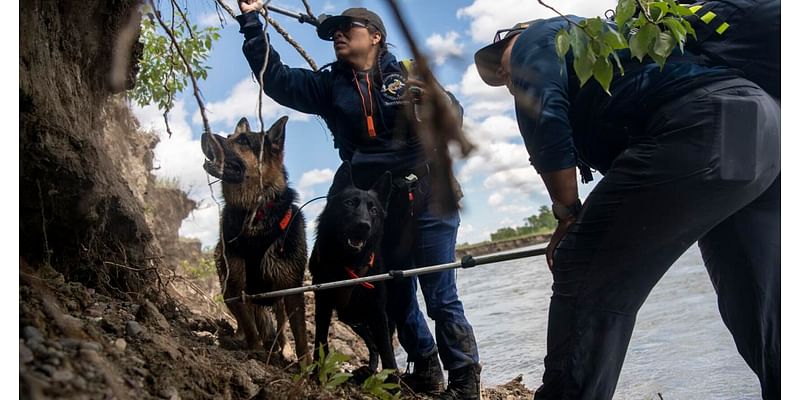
[354,221,371,235]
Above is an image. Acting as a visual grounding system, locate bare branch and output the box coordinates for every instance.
[267,16,319,71]
[301,0,316,19]
[149,0,212,134]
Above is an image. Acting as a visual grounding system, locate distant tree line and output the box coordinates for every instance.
[489,205,557,242]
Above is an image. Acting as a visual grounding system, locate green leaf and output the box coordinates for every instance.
[586,17,604,37]
[682,18,697,39]
[611,51,625,75]
[593,57,613,95]
[629,22,658,61]
[663,17,687,52]
[573,47,596,86]
[602,28,627,50]
[653,31,676,58]
[569,26,589,59]
[615,0,637,27]
[555,28,570,60]
[649,2,669,21]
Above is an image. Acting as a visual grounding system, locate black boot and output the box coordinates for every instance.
[437,363,482,400]
[400,351,445,394]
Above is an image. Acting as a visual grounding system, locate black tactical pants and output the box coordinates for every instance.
[535,78,780,399]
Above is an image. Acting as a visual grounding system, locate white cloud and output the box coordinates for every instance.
[194,77,311,130]
[198,12,223,28]
[487,193,503,207]
[456,0,617,43]
[133,99,223,247]
[425,31,464,66]
[454,64,514,118]
[484,167,547,196]
[297,168,334,202]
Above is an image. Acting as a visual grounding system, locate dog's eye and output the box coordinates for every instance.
[236,135,249,145]
[344,198,357,207]
[369,207,378,215]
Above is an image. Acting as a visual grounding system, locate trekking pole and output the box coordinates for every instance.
[265,4,320,26]
[224,246,547,304]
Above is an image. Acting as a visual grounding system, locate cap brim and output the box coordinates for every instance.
[316,15,353,41]
[474,34,518,87]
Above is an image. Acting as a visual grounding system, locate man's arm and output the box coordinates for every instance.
[237,12,332,116]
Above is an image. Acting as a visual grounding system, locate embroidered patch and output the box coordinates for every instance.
[380,73,407,101]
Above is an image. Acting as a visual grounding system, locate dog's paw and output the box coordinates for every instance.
[351,365,377,384]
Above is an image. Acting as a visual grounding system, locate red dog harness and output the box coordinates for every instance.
[345,253,376,289]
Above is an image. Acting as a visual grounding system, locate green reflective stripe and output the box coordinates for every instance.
[689,5,702,13]
[701,11,717,23]
[716,21,730,34]
[400,59,415,77]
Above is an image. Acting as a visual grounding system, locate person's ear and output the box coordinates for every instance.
[373,32,382,46]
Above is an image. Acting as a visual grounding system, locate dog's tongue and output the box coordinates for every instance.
[347,238,365,249]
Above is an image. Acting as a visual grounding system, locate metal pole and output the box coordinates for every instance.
[225,247,547,304]
[265,5,319,26]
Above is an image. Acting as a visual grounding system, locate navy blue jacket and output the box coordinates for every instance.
[511,16,742,182]
[237,12,461,185]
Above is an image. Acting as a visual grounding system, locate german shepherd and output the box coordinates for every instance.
[201,116,309,363]
[309,161,398,380]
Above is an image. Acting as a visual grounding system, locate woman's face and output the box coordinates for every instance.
[333,21,381,63]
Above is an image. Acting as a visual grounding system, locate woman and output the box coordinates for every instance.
[235,2,481,398]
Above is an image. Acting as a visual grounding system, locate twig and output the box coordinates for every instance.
[149,0,212,135]
[636,0,658,24]
[267,17,319,71]
[301,0,315,19]
[36,180,51,266]
[537,0,592,36]
[214,0,318,70]
[170,0,196,39]
[162,110,174,138]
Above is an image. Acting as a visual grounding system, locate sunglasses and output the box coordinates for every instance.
[330,20,369,37]
[492,25,528,43]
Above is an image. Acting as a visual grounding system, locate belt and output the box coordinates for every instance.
[390,163,430,188]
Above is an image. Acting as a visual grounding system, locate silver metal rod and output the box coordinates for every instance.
[224,247,547,303]
[266,5,319,26]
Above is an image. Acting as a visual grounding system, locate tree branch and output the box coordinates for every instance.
[149,0,212,134]
[267,16,318,71]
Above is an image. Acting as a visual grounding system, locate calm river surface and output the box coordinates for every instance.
[397,244,761,399]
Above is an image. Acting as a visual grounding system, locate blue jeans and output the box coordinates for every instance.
[380,175,480,370]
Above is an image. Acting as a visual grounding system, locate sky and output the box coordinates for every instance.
[132,0,617,249]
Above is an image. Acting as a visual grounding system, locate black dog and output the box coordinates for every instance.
[309,161,398,380]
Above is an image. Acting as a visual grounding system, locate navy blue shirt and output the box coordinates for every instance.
[237,12,462,185]
[511,16,741,180]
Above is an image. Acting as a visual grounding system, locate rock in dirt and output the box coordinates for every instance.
[159,386,180,400]
[138,300,170,331]
[20,341,34,364]
[126,321,143,337]
[114,338,127,352]
[22,326,43,343]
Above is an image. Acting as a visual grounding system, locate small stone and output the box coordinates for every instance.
[19,342,34,364]
[72,376,88,390]
[137,300,170,331]
[126,321,143,337]
[59,338,83,350]
[38,364,56,377]
[22,326,43,342]
[45,357,61,366]
[114,338,127,352]
[159,386,180,400]
[51,369,74,382]
[129,356,146,366]
[81,341,102,352]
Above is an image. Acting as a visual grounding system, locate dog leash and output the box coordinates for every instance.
[224,246,547,303]
[276,195,327,252]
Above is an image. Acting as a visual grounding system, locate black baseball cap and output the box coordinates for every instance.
[316,8,387,41]
[474,20,541,86]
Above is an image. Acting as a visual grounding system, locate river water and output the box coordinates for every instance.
[397,244,762,399]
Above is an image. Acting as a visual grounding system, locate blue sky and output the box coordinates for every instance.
[133,0,616,249]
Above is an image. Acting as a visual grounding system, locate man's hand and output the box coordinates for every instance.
[546,218,574,270]
[238,0,263,14]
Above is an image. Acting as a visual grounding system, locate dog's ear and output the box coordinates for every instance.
[233,117,250,136]
[328,161,354,197]
[267,116,289,154]
[369,171,393,209]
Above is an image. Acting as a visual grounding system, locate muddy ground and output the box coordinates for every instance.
[20,259,534,400]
